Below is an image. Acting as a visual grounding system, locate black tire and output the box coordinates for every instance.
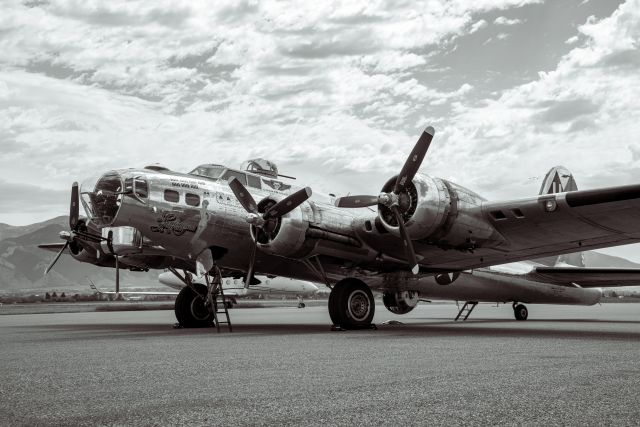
[174,284,214,328]
[514,304,528,321]
[328,279,375,329]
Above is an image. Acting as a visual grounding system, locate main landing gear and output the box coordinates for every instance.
[513,302,528,321]
[328,278,376,330]
[169,266,232,331]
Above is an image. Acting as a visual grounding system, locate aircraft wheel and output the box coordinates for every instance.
[328,278,375,329]
[298,302,306,308]
[174,284,214,328]
[513,304,528,321]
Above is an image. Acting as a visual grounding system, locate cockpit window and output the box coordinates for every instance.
[220,169,247,185]
[122,177,148,200]
[189,165,224,180]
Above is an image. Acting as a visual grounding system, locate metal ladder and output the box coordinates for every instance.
[455,301,478,321]
[207,270,232,333]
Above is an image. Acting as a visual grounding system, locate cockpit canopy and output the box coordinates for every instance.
[189,164,225,180]
[240,158,279,178]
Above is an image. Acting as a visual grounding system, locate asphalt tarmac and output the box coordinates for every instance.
[1,303,639,426]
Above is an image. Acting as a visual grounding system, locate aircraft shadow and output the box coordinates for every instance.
[17,318,640,343]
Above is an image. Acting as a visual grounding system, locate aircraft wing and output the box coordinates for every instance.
[418,183,640,271]
[526,267,640,288]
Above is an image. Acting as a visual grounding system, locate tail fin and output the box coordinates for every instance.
[539,166,578,195]
[535,166,585,267]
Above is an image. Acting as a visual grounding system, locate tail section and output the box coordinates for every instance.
[535,166,585,267]
[539,166,578,195]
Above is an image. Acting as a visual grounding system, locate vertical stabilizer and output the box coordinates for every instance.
[539,166,578,195]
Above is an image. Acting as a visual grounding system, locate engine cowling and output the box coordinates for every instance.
[377,174,501,250]
[69,243,99,264]
[252,197,309,257]
[382,290,420,315]
[378,174,449,240]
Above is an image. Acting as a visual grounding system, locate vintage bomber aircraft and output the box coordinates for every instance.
[44,126,640,329]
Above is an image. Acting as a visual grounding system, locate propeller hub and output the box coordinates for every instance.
[59,231,72,241]
[246,213,265,227]
[378,192,399,207]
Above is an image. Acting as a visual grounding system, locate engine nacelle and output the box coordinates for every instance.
[382,290,420,315]
[70,243,100,265]
[378,174,449,240]
[252,197,309,257]
[377,174,500,249]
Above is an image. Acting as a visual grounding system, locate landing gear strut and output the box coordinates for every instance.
[328,278,375,330]
[513,303,528,321]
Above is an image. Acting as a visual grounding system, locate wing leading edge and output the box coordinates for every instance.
[471,183,640,269]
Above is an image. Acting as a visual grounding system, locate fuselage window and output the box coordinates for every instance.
[134,179,148,199]
[220,170,247,185]
[164,189,179,203]
[247,174,261,189]
[185,193,200,207]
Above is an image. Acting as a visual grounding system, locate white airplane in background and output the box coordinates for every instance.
[158,272,319,307]
[89,274,318,308]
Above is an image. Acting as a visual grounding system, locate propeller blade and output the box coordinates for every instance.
[393,126,434,194]
[390,205,419,275]
[228,177,259,214]
[263,187,312,220]
[45,241,69,275]
[334,195,379,208]
[70,182,79,230]
[245,241,257,289]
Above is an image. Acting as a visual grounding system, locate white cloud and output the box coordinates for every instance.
[565,35,579,44]
[428,0,640,199]
[470,19,488,33]
[494,16,524,25]
[1,0,636,230]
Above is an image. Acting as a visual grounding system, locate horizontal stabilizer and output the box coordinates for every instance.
[529,267,640,287]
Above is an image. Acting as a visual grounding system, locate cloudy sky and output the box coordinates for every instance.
[2,0,640,259]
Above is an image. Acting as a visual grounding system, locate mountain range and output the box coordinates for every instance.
[2,216,640,293]
[0,216,160,292]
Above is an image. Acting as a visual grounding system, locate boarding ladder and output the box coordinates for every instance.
[455,301,478,321]
[208,272,232,333]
